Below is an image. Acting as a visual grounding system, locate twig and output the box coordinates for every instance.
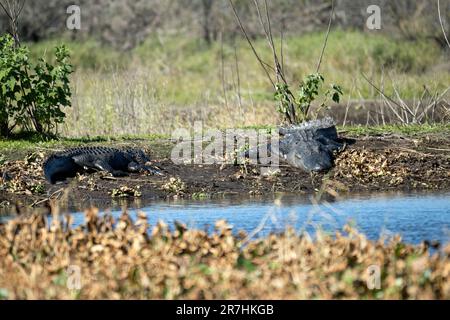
[234,44,243,111]
[316,0,335,73]
[101,176,118,181]
[0,0,25,46]
[438,0,450,50]
[426,147,450,152]
[253,0,285,84]
[0,1,13,20]
[231,0,296,123]
[30,188,64,207]
[219,31,229,110]
[396,147,434,157]
[228,0,275,88]
[342,80,356,127]
[280,28,284,74]
[361,72,408,123]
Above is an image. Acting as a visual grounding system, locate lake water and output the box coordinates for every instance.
[67,192,450,245]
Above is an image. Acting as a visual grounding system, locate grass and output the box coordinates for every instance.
[22,30,449,137]
[1,123,448,155]
[0,132,169,160]
[339,123,450,137]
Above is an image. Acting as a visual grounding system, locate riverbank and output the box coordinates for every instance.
[1,128,449,300]
[1,128,449,212]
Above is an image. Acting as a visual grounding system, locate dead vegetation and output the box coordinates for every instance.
[0,207,448,299]
[0,152,45,196]
[333,138,450,190]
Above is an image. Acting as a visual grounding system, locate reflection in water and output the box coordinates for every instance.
[63,192,450,245]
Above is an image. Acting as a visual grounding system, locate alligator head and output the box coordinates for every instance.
[127,149,151,165]
[280,139,334,172]
[277,117,343,172]
[126,149,162,175]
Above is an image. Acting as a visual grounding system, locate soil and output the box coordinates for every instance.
[1,131,449,214]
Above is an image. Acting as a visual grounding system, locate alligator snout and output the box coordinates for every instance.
[312,164,329,172]
[300,153,333,172]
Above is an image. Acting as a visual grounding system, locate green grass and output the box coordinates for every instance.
[0,133,169,158]
[339,123,450,137]
[28,38,130,70]
[18,31,450,136]
[1,124,448,155]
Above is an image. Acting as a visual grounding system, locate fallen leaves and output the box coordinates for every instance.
[335,149,397,181]
[0,152,46,195]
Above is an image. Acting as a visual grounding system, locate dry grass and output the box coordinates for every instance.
[0,207,448,299]
[66,69,277,137]
[26,31,450,137]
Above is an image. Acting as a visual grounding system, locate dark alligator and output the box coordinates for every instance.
[43,146,161,184]
[244,118,347,172]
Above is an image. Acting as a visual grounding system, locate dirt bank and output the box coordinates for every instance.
[1,131,449,212]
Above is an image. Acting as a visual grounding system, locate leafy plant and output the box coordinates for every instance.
[0,34,72,138]
[229,0,342,125]
[275,72,342,123]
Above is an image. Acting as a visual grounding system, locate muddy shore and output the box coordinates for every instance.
[1,132,449,213]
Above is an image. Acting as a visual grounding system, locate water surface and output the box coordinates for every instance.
[68,192,450,244]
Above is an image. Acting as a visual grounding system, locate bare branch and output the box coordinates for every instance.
[17,0,25,19]
[0,0,24,46]
[0,1,13,21]
[316,0,334,73]
[438,0,450,50]
[361,73,404,110]
[280,29,284,74]
[228,0,275,88]
[251,0,294,122]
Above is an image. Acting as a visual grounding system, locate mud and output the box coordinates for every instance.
[1,132,449,213]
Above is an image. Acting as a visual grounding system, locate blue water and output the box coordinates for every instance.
[70,192,450,244]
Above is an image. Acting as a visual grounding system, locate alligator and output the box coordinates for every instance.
[244,118,346,172]
[43,146,161,184]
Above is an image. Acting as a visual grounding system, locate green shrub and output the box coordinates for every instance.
[275,73,343,123]
[0,34,72,137]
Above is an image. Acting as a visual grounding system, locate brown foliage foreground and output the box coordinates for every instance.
[0,208,449,299]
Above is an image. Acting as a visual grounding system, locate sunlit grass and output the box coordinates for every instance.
[339,123,450,136]
[1,123,447,156]
[22,31,450,136]
[0,133,169,157]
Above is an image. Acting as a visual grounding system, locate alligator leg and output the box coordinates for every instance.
[73,156,126,177]
[71,155,125,177]
[143,165,163,176]
[71,155,94,171]
[72,156,128,177]
[92,160,127,177]
[127,161,163,176]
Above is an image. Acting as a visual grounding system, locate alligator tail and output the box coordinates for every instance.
[43,155,78,184]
